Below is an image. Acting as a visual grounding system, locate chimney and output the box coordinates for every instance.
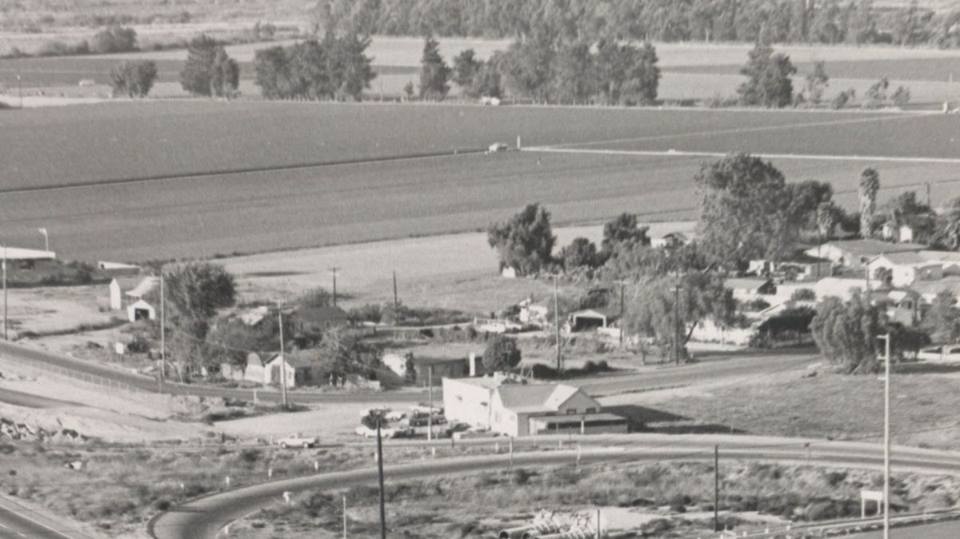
[468,352,477,377]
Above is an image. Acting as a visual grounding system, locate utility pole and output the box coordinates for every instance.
[926,182,932,208]
[330,267,339,306]
[16,73,22,109]
[619,281,625,348]
[427,365,433,441]
[714,444,720,532]
[279,309,288,409]
[342,495,348,539]
[554,275,562,372]
[392,270,399,310]
[159,273,165,391]
[673,280,681,365]
[878,332,892,539]
[376,416,387,539]
[2,246,6,341]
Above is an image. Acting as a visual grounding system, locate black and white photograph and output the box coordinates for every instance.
[3,1,960,537]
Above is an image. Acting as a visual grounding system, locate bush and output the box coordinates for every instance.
[790,288,816,302]
[91,26,138,54]
[512,468,533,485]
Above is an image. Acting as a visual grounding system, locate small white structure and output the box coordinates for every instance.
[126,299,156,321]
[264,354,297,389]
[804,240,924,271]
[500,266,518,279]
[0,247,56,260]
[382,352,412,378]
[881,222,915,243]
[813,277,869,301]
[518,298,549,326]
[565,309,607,333]
[867,252,942,287]
[109,276,158,312]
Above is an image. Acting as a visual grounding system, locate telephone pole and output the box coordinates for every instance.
[554,275,562,372]
[427,365,433,441]
[878,332,892,539]
[330,267,339,306]
[714,444,720,531]
[392,270,399,309]
[2,246,7,341]
[279,309,288,409]
[673,281,681,365]
[376,416,387,539]
[159,273,165,391]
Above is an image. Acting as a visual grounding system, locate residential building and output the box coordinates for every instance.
[651,232,689,249]
[564,309,608,333]
[910,277,960,304]
[126,299,156,321]
[881,222,915,243]
[109,275,158,311]
[264,352,322,388]
[382,351,482,386]
[805,240,925,271]
[748,253,832,282]
[813,277,870,302]
[867,252,943,287]
[725,277,777,303]
[518,298,549,326]
[442,375,626,437]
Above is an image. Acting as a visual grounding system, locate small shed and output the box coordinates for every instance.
[264,353,319,388]
[566,309,607,332]
[243,353,265,384]
[126,299,156,322]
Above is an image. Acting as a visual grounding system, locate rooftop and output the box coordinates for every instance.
[725,277,773,290]
[497,383,584,414]
[876,251,935,266]
[821,239,925,257]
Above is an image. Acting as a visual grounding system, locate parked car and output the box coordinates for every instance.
[487,142,508,153]
[355,425,412,439]
[277,434,318,449]
[918,345,960,362]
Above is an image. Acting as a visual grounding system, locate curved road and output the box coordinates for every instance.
[150,435,960,539]
[0,341,816,406]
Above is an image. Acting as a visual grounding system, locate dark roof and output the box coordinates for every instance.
[823,239,925,257]
[295,305,349,325]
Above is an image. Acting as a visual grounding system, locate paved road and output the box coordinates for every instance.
[0,341,816,408]
[149,435,960,539]
[0,387,80,408]
[847,520,960,538]
[578,349,817,397]
[0,498,84,539]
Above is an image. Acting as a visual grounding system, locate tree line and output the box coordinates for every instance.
[313,0,960,48]
[253,33,376,101]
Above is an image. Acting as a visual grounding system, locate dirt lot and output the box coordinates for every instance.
[3,285,118,338]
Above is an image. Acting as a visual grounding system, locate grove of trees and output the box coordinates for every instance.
[487,203,557,276]
[253,33,376,101]
[310,0,958,48]
[180,35,239,97]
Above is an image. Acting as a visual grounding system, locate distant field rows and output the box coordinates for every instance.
[2,102,958,262]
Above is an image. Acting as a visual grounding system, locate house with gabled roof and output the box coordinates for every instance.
[805,240,925,271]
[443,375,626,437]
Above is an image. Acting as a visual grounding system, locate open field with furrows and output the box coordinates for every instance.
[2,103,960,262]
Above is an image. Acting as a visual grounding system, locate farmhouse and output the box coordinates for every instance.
[804,240,924,271]
[442,375,625,437]
[264,352,323,388]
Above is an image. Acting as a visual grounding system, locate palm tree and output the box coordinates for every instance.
[858,168,880,238]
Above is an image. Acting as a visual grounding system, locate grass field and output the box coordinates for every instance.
[2,102,960,262]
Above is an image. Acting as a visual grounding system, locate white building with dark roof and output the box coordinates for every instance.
[805,240,925,271]
[442,376,625,437]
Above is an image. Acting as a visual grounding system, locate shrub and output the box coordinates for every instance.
[512,468,533,485]
[91,26,138,54]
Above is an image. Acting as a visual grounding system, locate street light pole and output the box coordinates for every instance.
[878,332,892,539]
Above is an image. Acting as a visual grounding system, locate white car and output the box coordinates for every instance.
[918,345,960,362]
[276,434,318,449]
[487,142,508,153]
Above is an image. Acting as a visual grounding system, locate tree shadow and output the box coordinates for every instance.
[643,423,748,435]
[897,362,960,375]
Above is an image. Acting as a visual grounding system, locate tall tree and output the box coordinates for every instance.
[419,35,451,100]
[695,154,829,267]
[810,291,881,374]
[846,0,876,44]
[858,167,880,238]
[737,42,797,108]
[809,0,844,43]
[180,35,237,97]
[626,271,736,362]
[561,237,600,270]
[210,47,240,98]
[551,40,595,104]
[452,48,482,90]
[482,335,522,371]
[487,203,557,275]
[816,200,840,239]
[922,290,960,344]
[804,60,829,104]
[932,197,960,250]
[109,60,157,98]
[602,213,650,253]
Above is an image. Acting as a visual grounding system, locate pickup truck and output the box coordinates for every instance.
[276,434,319,449]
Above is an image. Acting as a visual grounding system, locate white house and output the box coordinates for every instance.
[805,240,925,271]
[518,298,549,326]
[443,375,625,437]
[867,252,942,287]
[881,222,915,243]
[813,277,869,302]
[109,276,159,312]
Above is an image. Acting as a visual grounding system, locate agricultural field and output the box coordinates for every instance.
[1,102,960,262]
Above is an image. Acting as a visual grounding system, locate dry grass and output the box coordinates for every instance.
[617,367,960,449]
[229,459,960,538]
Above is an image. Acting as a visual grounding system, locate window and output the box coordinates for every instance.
[566,408,577,415]
[585,407,597,413]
